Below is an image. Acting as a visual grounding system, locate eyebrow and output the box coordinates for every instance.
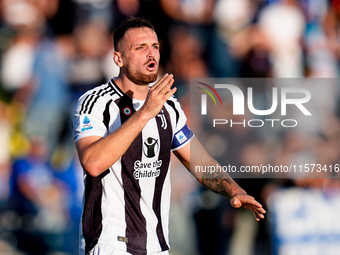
[133,42,160,48]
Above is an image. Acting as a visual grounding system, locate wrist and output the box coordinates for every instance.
[135,108,152,124]
[229,186,247,198]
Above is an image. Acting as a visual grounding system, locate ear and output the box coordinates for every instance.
[113,51,123,68]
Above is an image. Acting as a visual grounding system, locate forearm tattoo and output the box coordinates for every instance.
[201,171,233,198]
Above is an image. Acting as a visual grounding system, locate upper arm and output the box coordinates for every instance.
[172,141,191,171]
[73,94,110,174]
[75,135,103,163]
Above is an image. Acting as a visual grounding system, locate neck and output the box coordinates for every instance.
[114,76,149,100]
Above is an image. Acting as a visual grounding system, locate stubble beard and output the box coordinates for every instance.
[126,69,158,86]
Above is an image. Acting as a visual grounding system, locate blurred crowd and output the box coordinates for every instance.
[0,0,340,254]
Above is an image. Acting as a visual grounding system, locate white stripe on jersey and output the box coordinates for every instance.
[99,159,127,252]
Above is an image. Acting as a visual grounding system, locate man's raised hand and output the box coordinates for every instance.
[141,73,177,119]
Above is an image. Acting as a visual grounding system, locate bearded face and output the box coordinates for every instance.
[124,59,158,85]
[116,27,160,86]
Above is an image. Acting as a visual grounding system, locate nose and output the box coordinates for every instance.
[146,46,156,59]
[147,51,154,59]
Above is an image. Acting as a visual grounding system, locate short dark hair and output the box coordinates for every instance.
[113,17,155,51]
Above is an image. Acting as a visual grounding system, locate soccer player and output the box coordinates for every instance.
[73,17,266,255]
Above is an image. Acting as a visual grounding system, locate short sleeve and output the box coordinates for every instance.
[73,95,108,142]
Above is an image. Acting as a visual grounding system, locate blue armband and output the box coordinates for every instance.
[171,124,194,150]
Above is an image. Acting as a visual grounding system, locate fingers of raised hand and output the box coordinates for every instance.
[152,74,174,94]
[143,74,176,118]
[149,74,176,101]
[154,73,170,88]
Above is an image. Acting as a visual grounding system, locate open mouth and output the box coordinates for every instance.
[146,61,157,71]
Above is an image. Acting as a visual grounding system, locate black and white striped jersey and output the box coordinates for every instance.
[73,79,193,255]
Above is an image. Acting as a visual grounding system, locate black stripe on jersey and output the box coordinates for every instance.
[153,107,172,251]
[103,99,113,129]
[87,85,113,114]
[117,95,147,254]
[83,169,110,254]
[122,139,147,255]
[117,95,136,123]
[80,86,108,114]
[166,99,179,125]
[80,85,114,115]
[80,94,94,115]
[109,79,124,97]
